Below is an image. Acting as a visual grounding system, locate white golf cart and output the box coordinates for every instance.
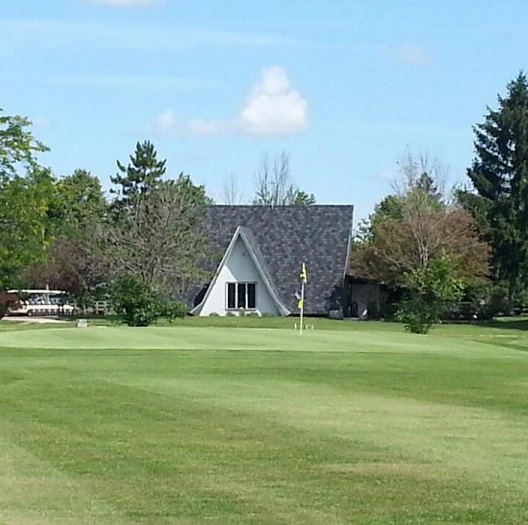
[6,289,75,317]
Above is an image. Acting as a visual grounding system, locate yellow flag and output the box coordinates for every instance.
[300,262,307,283]
[298,299,304,309]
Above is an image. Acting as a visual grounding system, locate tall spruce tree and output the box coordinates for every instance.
[111,140,166,218]
[461,73,528,308]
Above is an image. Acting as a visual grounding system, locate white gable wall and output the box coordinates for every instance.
[197,237,281,316]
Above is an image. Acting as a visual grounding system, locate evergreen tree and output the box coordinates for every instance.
[110,140,166,218]
[461,72,528,308]
[416,173,442,203]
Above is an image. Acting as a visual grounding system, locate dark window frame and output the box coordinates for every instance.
[226,282,257,311]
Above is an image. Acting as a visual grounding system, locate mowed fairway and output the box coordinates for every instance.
[2,324,528,524]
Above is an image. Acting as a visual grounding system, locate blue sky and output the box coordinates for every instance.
[2,1,527,223]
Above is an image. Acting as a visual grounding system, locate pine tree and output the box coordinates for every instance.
[110,140,166,219]
[462,72,528,308]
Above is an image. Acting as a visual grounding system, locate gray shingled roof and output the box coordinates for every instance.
[193,205,353,315]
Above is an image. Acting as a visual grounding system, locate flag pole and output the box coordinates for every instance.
[300,279,304,336]
[299,262,307,336]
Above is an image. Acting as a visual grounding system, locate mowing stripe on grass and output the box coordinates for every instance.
[2,325,528,523]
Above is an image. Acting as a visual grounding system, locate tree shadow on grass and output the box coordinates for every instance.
[480,318,528,331]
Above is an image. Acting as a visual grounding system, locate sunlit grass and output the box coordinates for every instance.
[1,321,528,523]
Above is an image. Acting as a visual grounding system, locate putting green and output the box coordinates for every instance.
[0,325,520,358]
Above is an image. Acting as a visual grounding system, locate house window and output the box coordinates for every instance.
[226,282,256,310]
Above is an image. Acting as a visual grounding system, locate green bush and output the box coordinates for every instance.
[396,297,438,334]
[397,256,464,334]
[163,301,188,322]
[109,276,164,327]
[110,276,188,326]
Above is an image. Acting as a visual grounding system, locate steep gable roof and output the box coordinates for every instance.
[198,205,353,315]
[192,226,290,316]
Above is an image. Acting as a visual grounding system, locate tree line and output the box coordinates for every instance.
[2,72,528,329]
[353,72,528,332]
[0,115,314,324]
[0,129,212,324]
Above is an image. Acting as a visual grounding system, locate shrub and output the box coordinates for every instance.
[109,276,164,327]
[396,297,438,334]
[163,301,188,322]
[208,312,220,317]
[397,256,464,334]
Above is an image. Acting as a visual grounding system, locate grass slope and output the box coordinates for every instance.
[1,323,528,524]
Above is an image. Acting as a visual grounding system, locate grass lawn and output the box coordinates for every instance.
[1,320,528,524]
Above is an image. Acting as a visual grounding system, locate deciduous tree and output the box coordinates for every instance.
[56,169,107,233]
[0,168,57,288]
[353,152,490,331]
[353,188,489,286]
[253,152,315,206]
[24,169,110,300]
[107,143,210,294]
[0,109,55,288]
[221,173,244,204]
[0,109,48,179]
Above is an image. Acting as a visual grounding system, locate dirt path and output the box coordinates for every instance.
[3,316,70,324]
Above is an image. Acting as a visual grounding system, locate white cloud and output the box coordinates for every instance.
[49,73,212,91]
[391,44,432,66]
[239,66,308,135]
[151,110,179,135]
[85,0,160,7]
[188,119,228,136]
[150,112,231,137]
[150,66,308,138]
[0,19,298,53]
[31,117,51,130]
